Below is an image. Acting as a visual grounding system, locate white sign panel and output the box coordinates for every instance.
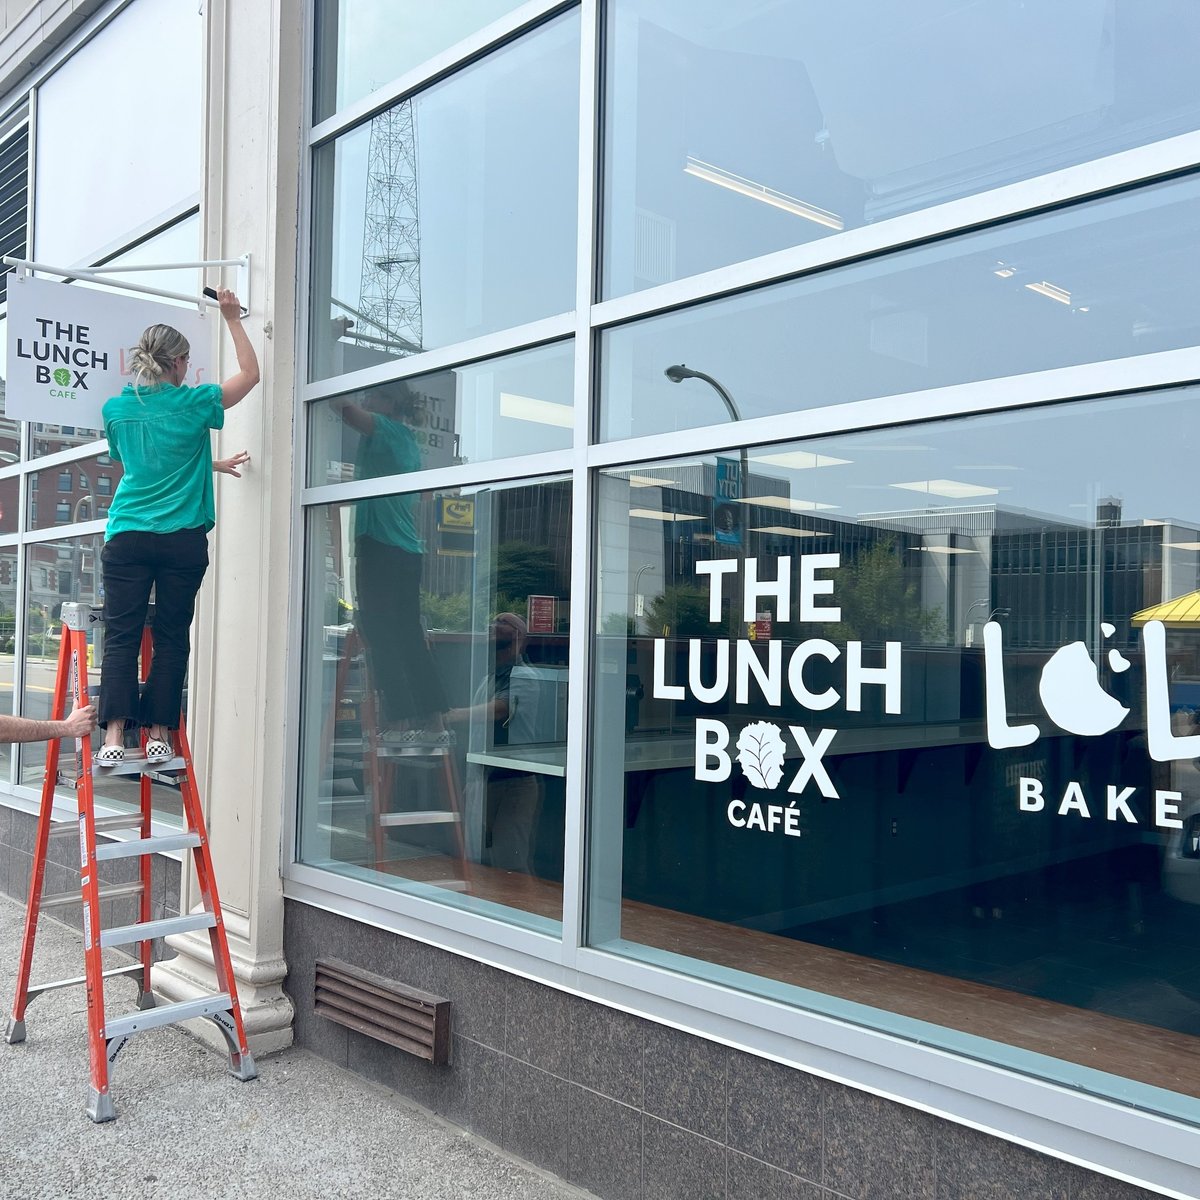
[4,274,214,427]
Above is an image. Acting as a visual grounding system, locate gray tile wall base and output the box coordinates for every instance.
[0,805,182,960]
[282,898,1168,1200]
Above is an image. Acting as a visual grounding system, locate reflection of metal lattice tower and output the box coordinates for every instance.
[359,99,422,355]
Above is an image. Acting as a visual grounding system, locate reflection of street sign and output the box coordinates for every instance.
[436,495,475,557]
[749,611,772,641]
[438,496,475,530]
[713,457,743,547]
[528,595,556,634]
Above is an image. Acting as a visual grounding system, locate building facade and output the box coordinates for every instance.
[2,2,1200,1197]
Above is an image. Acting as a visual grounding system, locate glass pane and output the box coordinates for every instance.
[603,0,1200,297]
[307,342,574,486]
[26,454,121,531]
[0,544,15,780]
[34,0,201,268]
[0,316,22,473]
[309,13,580,381]
[600,172,1200,441]
[19,534,181,820]
[589,388,1200,1112]
[299,477,572,929]
[313,0,527,121]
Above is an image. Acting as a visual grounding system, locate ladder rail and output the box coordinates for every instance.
[5,604,258,1118]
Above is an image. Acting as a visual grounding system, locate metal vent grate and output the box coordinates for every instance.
[315,957,450,1064]
[0,125,28,306]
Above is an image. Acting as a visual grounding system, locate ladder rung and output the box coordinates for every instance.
[377,812,460,827]
[95,833,200,861]
[41,881,144,910]
[99,912,216,949]
[104,993,232,1040]
[50,813,144,838]
[27,963,143,1000]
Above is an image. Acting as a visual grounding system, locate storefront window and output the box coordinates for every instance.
[309,12,580,381]
[603,0,1200,297]
[307,342,573,487]
[19,533,180,819]
[589,388,1200,1107]
[26,454,121,531]
[600,170,1200,441]
[299,476,572,930]
[313,0,528,121]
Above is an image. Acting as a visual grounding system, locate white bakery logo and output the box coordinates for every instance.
[654,555,1194,838]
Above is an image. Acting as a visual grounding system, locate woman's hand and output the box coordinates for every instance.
[217,288,244,321]
[214,450,251,477]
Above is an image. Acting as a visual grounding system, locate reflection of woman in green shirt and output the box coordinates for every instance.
[335,385,449,744]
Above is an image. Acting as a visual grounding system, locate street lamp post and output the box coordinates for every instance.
[664,364,750,538]
[633,563,657,630]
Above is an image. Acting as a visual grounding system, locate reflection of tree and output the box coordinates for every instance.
[489,541,559,619]
[647,585,711,637]
[828,539,944,644]
[422,589,469,631]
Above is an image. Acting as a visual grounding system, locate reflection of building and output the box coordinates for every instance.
[2,6,1200,1199]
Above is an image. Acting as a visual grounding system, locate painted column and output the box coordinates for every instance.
[151,0,301,1055]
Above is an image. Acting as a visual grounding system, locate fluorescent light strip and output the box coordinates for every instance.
[735,495,837,512]
[684,156,844,231]
[1024,280,1071,305]
[892,479,999,499]
[625,473,679,488]
[751,525,822,538]
[498,392,573,428]
[628,508,704,523]
[750,450,851,470]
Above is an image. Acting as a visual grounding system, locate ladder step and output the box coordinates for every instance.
[92,755,186,777]
[99,912,216,949]
[378,812,460,827]
[41,881,144,910]
[28,963,143,1001]
[50,813,144,838]
[104,993,232,1040]
[95,832,201,861]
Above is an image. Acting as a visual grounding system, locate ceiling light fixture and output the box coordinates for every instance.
[1025,280,1071,305]
[499,392,573,428]
[684,156,844,231]
[628,508,704,523]
[735,495,837,512]
[750,450,851,470]
[892,479,1000,499]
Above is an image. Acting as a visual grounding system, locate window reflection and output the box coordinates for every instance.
[313,0,527,121]
[590,389,1200,1096]
[309,13,579,381]
[307,342,573,486]
[26,454,121,531]
[601,172,1200,440]
[300,478,571,928]
[604,0,1200,296]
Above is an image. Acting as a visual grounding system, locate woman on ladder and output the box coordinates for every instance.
[96,288,259,763]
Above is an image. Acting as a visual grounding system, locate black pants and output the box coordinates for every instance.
[354,537,447,723]
[99,527,209,730]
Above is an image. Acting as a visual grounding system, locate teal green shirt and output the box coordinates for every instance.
[102,381,225,538]
[353,414,423,553]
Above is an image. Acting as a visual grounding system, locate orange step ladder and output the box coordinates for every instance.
[3,601,256,1121]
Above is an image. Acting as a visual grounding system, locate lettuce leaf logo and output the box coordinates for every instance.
[52,368,70,387]
[736,721,786,790]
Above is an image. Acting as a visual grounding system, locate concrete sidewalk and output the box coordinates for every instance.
[0,893,588,1200]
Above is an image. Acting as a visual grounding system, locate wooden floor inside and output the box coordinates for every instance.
[377,852,1200,1102]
